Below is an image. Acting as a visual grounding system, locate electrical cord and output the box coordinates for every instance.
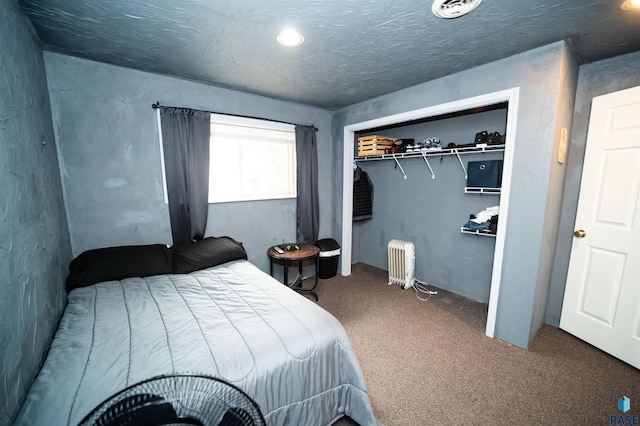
[412,279,438,301]
[288,272,301,287]
[289,272,312,287]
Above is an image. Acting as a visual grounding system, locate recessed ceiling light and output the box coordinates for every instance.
[432,0,482,19]
[621,0,640,10]
[277,28,304,47]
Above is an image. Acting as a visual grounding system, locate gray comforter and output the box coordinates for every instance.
[14,260,378,425]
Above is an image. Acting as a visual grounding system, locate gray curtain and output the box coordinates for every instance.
[160,107,211,246]
[295,125,319,244]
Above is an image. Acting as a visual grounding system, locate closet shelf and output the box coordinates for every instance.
[465,187,501,194]
[460,227,497,237]
[354,144,505,180]
[354,144,505,161]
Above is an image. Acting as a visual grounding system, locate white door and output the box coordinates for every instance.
[560,85,640,370]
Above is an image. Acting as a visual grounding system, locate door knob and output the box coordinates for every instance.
[573,229,586,238]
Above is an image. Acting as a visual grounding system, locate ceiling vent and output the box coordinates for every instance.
[432,0,482,19]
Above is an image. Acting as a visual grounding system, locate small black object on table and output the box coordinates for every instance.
[267,243,320,301]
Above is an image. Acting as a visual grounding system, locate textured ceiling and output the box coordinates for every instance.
[18,0,640,109]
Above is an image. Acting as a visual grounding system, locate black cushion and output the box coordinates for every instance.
[66,244,173,291]
[171,236,248,274]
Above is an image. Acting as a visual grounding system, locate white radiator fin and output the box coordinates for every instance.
[387,240,415,289]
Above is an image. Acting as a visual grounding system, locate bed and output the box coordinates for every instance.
[14,237,378,425]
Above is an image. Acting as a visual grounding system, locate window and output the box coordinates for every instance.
[208,114,296,203]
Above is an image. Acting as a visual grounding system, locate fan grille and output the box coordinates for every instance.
[432,0,482,19]
[79,374,265,426]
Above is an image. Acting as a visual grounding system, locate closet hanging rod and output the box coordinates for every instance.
[151,102,317,131]
[353,144,505,161]
[354,144,505,179]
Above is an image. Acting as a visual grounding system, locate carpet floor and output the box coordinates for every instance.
[309,263,639,426]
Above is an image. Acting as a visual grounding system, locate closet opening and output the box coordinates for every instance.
[340,88,519,339]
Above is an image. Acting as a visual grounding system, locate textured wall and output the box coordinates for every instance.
[546,49,640,326]
[0,1,72,424]
[528,46,578,334]
[44,52,333,273]
[333,42,573,349]
[353,109,506,303]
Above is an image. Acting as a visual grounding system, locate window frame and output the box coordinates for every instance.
[207,114,296,204]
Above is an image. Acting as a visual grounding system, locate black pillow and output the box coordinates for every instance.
[172,236,247,274]
[66,244,173,291]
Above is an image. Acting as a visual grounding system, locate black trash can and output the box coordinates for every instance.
[316,238,341,279]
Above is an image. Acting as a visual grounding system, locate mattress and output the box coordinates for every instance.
[14,260,378,425]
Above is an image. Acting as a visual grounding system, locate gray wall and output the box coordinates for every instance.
[529,46,578,334]
[546,49,640,326]
[332,41,578,349]
[353,109,506,303]
[0,1,72,424]
[44,53,333,274]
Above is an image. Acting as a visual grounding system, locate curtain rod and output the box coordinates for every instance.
[151,102,317,131]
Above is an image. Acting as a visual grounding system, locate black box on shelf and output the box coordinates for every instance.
[467,160,503,189]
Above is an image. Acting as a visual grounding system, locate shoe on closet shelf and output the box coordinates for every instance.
[405,143,419,152]
[421,137,442,151]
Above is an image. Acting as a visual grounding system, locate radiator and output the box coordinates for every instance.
[387,240,415,289]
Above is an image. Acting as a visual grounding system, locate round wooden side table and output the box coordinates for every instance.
[267,243,320,300]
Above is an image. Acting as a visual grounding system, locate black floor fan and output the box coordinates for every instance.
[79,374,266,426]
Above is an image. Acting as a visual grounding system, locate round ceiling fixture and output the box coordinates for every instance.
[277,28,304,47]
[621,0,640,10]
[432,0,482,19]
